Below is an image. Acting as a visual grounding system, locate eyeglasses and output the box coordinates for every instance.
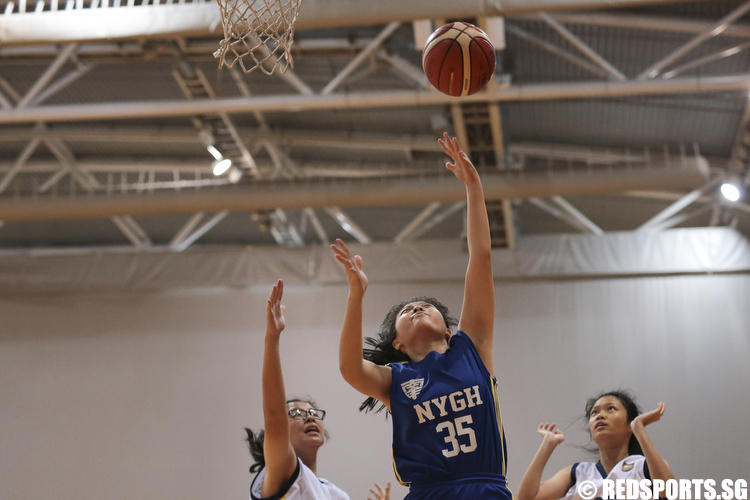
[287,408,326,421]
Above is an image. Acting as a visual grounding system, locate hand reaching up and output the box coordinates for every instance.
[368,482,392,500]
[537,423,565,448]
[438,132,480,185]
[266,279,286,338]
[631,402,665,431]
[330,238,368,298]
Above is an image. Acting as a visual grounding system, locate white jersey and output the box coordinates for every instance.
[563,455,650,500]
[250,458,349,500]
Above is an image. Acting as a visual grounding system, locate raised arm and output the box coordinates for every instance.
[631,402,675,488]
[331,239,392,410]
[517,424,574,500]
[259,280,298,498]
[439,132,495,375]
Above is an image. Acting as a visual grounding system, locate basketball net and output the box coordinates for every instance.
[213,0,304,75]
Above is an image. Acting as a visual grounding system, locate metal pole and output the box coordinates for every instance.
[2,74,750,124]
[636,0,750,80]
[321,22,401,95]
[540,13,627,81]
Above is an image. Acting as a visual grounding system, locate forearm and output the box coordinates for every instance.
[464,179,492,258]
[339,293,365,383]
[517,441,558,500]
[262,335,288,427]
[633,424,674,483]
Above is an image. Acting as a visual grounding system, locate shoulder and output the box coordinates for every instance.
[449,330,473,350]
[250,459,302,500]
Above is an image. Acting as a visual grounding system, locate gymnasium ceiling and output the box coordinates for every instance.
[1,0,750,253]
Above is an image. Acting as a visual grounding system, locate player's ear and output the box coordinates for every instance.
[392,337,402,352]
[445,329,451,341]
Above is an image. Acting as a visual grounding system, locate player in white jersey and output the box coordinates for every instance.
[516,390,675,500]
[246,280,390,500]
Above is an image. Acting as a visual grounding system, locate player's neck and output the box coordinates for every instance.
[407,338,449,362]
[297,448,318,475]
[598,442,631,475]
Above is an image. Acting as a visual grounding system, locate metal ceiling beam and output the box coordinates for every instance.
[636,1,750,80]
[2,74,750,124]
[408,201,465,240]
[16,44,77,108]
[321,22,401,95]
[324,207,371,244]
[528,197,589,232]
[302,208,328,244]
[650,203,714,231]
[0,128,710,165]
[171,210,230,251]
[637,177,722,231]
[0,159,708,222]
[169,212,205,249]
[550,195,604,235]
[504,23,608,79]
[111,215,152,248]
[394,202,442,243]
[539,13,626,81]
[377,49,431,89]
[27,59,93,107]
[0,135,41,193]
[521,13,750,39]
[661,41,750,80]
[0,1,706,45]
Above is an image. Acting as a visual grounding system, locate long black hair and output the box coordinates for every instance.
[584,390,643,456]
[245,397,330,473]
[359,296,458,414]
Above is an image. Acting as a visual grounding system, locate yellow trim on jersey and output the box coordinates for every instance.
[391,447,410,487]
[491,376,508,476]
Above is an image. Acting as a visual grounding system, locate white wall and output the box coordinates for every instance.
[1,274,749,500]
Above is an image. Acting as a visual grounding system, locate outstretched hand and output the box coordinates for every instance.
[631,402,665,431]
[537,422,565,447]
[330,238,368,298]
[266,279,286,337]
[438,132,480,185]
[368,482,392,500]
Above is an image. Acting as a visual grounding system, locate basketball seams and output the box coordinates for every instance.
[422,22,495,97]
[458,32,472,97]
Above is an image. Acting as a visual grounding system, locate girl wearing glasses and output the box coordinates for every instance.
[245,280,391,500]
[516,391,674,500]
[331,134,511,500]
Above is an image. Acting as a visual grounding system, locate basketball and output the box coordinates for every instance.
[422,22,496,97]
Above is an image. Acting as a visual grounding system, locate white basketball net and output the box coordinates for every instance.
[214,0,304,75]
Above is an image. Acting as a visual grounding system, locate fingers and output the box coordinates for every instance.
[368,482,385,500]
[368,482,391,500]
[330,238,354,262]
[268,279,284,306]
[331,238,364,272]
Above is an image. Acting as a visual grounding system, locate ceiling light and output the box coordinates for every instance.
[721,182,741,202]
[207,145,223,161]
[212,158,232,176]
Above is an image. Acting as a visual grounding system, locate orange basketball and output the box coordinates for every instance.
[422,22,496,97]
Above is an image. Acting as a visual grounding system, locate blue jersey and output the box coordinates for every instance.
[389,331,512,500]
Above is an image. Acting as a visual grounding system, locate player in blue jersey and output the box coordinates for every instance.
[246,280,391,500]
[516,390,675,500]
[331,133,512,500]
